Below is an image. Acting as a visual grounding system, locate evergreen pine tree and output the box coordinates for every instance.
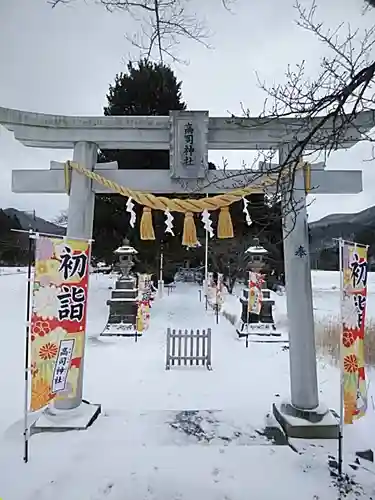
[101,59,186,170]
[94,59,187,266]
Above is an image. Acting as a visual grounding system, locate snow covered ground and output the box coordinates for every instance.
[0,266,27,276]
[0,270,374,499]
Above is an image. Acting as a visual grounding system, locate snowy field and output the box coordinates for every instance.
[0,270,374,499]
[222,270,375,331]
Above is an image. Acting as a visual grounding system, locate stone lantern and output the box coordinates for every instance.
[236,238,278,337]
[101,239,140,337]
[245,238,269,273]
[115,238,138,278]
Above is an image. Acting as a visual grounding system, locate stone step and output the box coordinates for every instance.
[111,290,138,299]
[115,279,137,290]
[106,302,138,316]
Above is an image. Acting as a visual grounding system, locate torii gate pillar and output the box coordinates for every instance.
[273,147,337,438]
[281,148,319,411]
[66,142,97,242]
[54,141,97,412]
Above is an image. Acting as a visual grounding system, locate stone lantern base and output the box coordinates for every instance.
[101,275,139,337]
[236,287,280,338]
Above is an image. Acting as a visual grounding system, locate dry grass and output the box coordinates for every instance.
[219,306,375,368]
[315,317,375,367]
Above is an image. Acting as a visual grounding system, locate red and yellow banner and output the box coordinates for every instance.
[340,242,368,424]
[30,236,90,412]
[248,272,264,315]
[137,273,152,331]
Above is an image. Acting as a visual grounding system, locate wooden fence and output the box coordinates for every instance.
[166,328,212,370]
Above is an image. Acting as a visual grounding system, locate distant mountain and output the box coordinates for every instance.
[0,208,66,265]
[3,208,65,235]
[310,206,375,228]
[309,205,375,254]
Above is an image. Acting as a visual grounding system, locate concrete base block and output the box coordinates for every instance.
[101,323,140,337]
[273,401,339,439]
[31,400,101,434]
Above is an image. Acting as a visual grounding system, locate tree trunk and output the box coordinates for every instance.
[226,275,237,294]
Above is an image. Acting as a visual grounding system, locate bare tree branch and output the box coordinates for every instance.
[53,210,68,228]
[47,0,235,63]
[48,0,375,243]
[198,0,375,239]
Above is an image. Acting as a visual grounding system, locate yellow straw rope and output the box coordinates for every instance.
[66,160,308,213]
[303,162,311,193]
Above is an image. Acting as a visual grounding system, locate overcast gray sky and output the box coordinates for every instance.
[0,0,374,222]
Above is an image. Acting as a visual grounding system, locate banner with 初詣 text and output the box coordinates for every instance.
[248,272,263,316]
[29,237,90,412]
[137,273,152,330]
[215,273,225,310]
[206,272,215,300]
[340,242,368,424]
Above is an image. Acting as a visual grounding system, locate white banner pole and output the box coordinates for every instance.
[338,238,344,477]
[23,230,34,463]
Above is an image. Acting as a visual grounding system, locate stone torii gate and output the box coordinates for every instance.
[1,107,373,436]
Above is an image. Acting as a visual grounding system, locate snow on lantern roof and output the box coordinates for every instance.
[245,244,268,255]
[114,246,138,255]
[114,239,138,255]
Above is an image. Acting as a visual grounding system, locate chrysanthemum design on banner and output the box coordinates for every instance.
[29,237,90,412]
[340,242,368,424]
[248,271,264,316]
